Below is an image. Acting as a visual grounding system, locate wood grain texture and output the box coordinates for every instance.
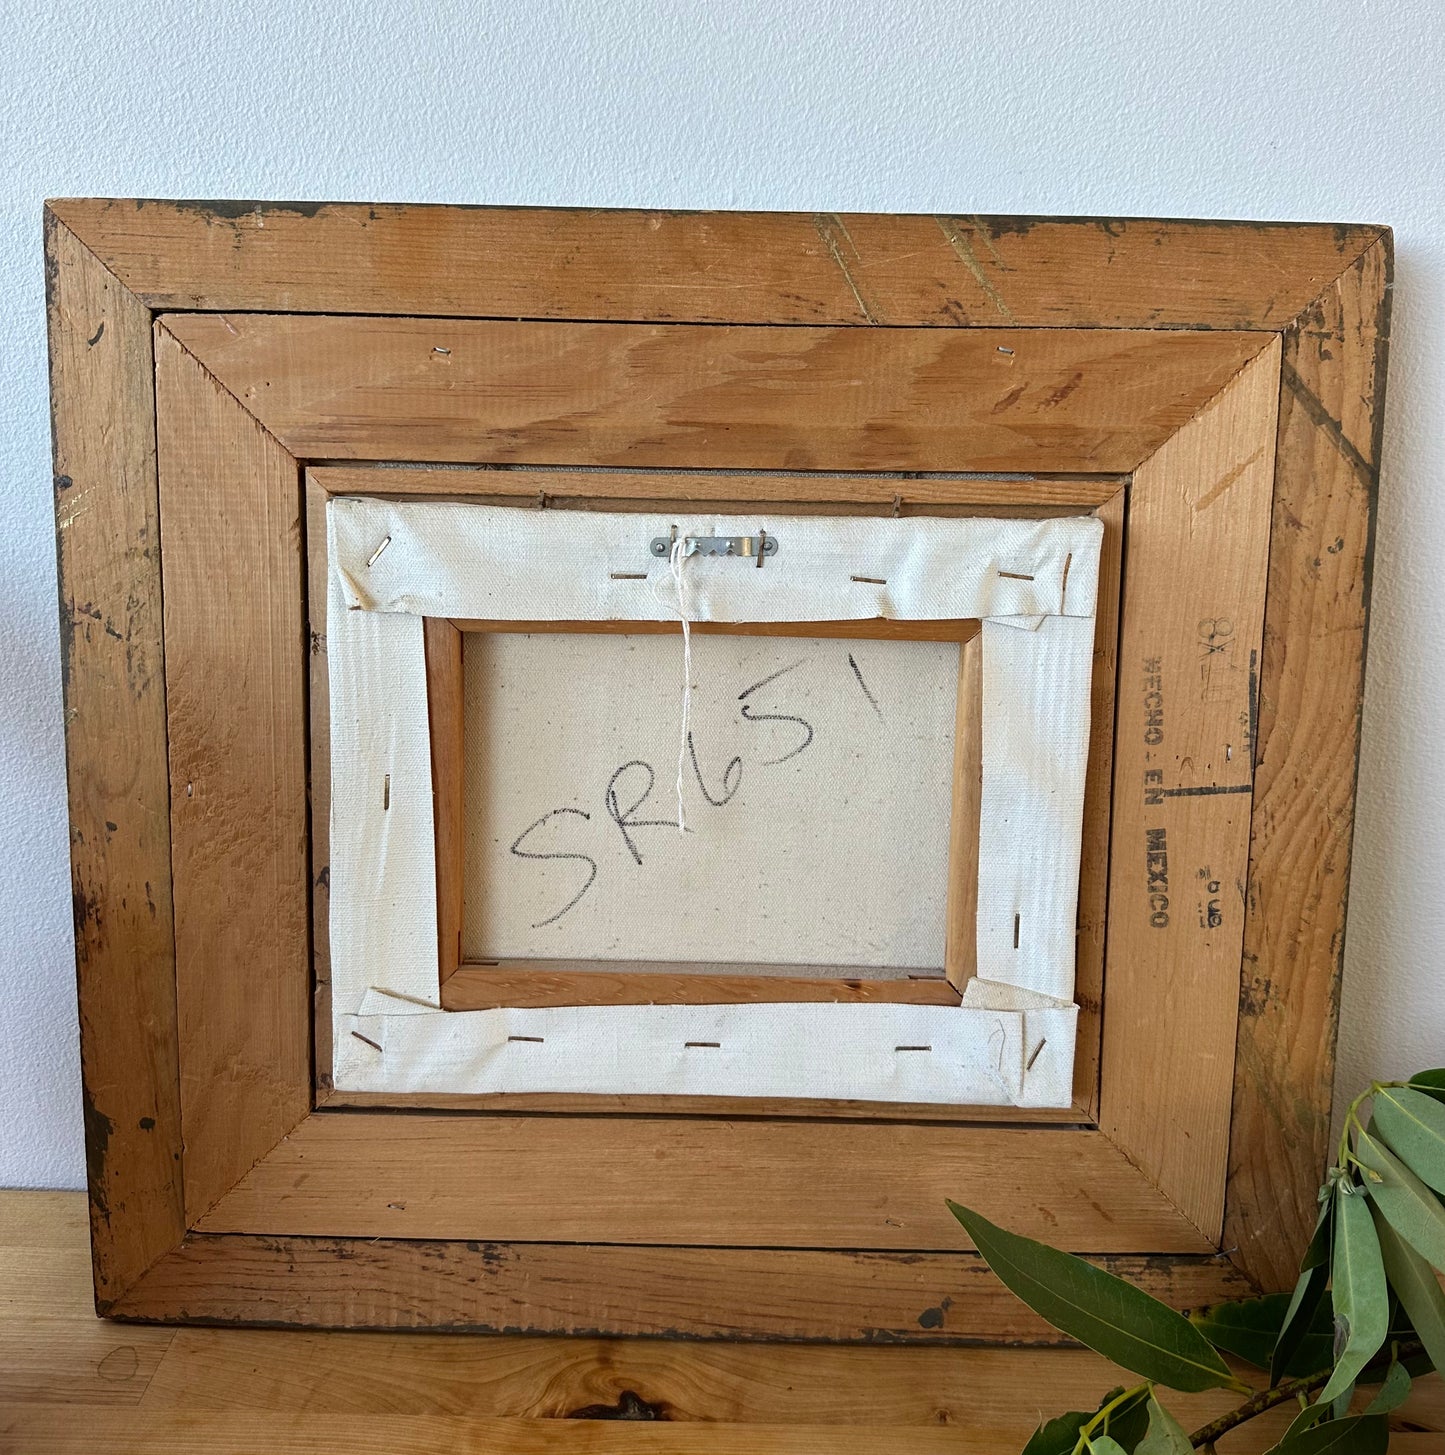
[45,214,186,1309]
[1098,342,1280,1242]
[425,618,465,985]
[311,465,1124,510]
[134,1328,1267,1424]
[12,1191,1441,1453]
[442,965,962,1009]
[0,1414,1044,1455]
[944,633,982,991]
[194,1111,1213,1251]
[318,1088,1083,1123]
[111,1227,1246,1343]
[155,327,311,1223]
[12,1415,1443,1455]
[1225,236,1393,1289]
[1073,489,1126,1117]
[0,1193,173,1407]
[49,200,1382,331]
[159,313,1268,474]
[305,478,334,1091]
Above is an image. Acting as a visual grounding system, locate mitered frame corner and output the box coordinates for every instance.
[49,199,1390,1329]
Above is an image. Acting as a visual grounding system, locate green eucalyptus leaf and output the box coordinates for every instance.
[1191,1293,1332,1373]
[1371,1199,1445,1373]
[1405,1069,1445,1106]
[1357,1123,1445,1269]
[1273,1196,1335,1386]
[1020,1386,1149,1455]
[1363,1355,1411,1413]
[1101,1387,1151,1450]
[1020,1407,1092,1455]
[947,1202,1237,1392]
[1135,1395,1192,1454]
[1270,1413,1389,1454]
[1319,1186,1389,1404]
[1372,1086,1445,1193]
[1087,1439,1129,1455]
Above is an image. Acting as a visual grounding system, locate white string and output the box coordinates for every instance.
[669,536,693,834]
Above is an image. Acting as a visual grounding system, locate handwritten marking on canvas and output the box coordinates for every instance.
[508,808,598,928]
[506,652,878,929]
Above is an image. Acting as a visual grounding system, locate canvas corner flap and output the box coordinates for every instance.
[325,496,1098,1107]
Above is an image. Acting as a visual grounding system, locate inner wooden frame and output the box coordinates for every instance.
[49,201,1389,1339]
[427,611,984,1007]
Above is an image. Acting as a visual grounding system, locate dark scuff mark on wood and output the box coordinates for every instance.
[978,216,1042,240]
[82,1085,114,1220]
[1043,370,1084,408]
[1238,973,1273,1018]
[990,383,1026,414]
[141,197,334,221]
[916,1294,953,1328]
[1248,648,1259,768]
[566,1390,668,1421]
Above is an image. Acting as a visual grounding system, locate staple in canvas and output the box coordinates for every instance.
[998,570,1035,581]
[1060,552,1073,611]
[685,1041,721,1049]
[895,1044,931,1052]
[366,535,392,567]
[508,1035,545,1044]
[1026,1038,1048,1070]
[351,1030,383,1054]
[851,575,887,584]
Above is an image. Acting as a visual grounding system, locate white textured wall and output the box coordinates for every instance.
[2,0,1441,1187]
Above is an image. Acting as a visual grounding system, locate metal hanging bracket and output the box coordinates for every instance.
[650,527,777,568]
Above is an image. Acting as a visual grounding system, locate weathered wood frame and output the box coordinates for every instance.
[49,201,1389,1337]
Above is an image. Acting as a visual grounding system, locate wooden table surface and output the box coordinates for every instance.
[2,1190,1441,1453]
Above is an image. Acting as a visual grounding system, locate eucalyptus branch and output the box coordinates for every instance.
[1187,1340,1424,1449]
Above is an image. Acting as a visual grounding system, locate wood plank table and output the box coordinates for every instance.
[2,1191,1441,1453]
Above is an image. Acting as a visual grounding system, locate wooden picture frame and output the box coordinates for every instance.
[48,201,1390,1337]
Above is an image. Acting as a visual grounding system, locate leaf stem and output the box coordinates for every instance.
[1069,1382,1151,1454]
[1186,1340,1424,1448]
[1338,1082,1381,1166]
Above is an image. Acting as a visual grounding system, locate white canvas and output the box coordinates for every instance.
[327,500,1102,1107]
[462,630,962,969]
